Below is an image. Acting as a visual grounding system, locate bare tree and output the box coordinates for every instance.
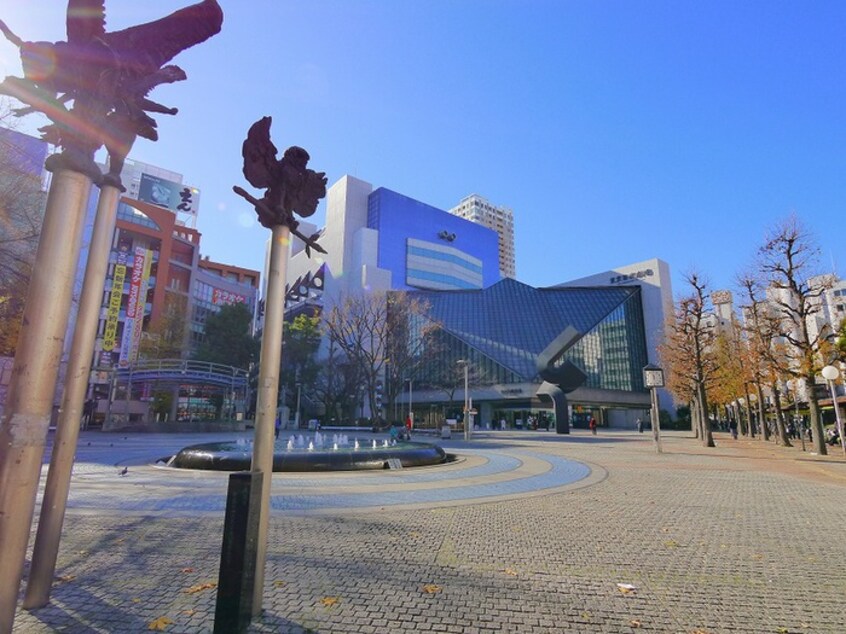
[0,105,48,355]
[757,216,833,454]
[660,273,716,447]
[324,291,432,422]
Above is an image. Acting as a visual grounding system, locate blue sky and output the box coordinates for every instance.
[2,1,844,298]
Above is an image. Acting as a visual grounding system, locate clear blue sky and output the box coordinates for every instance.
[2,1,844,297]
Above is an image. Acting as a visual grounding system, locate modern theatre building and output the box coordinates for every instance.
[277,175,670,430]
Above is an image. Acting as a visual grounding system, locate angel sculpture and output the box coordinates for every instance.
[234,117,328,256]
[0,0,223,186]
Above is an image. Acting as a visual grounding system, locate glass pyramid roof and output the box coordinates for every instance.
[405,278,641,380]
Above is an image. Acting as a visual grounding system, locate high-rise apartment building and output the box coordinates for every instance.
[449,194,515,278]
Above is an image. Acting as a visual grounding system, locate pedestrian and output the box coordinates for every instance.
[636,418,643,433]
[589,416,597,435]
[274,414,281,439]
[500,418,506,430]
[729,418,738,440]
[405,414,413,438]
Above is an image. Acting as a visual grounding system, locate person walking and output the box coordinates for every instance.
[589,416,597,435]
[636,418,644,433]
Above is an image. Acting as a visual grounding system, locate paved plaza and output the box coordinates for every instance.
[11,428,846,633]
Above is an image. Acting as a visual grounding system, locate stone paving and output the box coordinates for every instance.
[11,429,846,633]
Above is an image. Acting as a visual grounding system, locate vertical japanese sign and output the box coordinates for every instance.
[101,249,128,352]
[118,248,151,367]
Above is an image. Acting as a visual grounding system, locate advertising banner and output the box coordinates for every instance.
[138,173,200,216]
[212,288,247,306]
[118,248,149,368]
[102,251,128,352]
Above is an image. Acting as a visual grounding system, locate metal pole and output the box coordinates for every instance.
[24,183,121,609]
[650,387,663,453]
[0,168,92,633]
[827,379,846,456]
[794,382,805,452]
[295,383,301,429]
[250,223,289,616]
[463,364,470,441]
[408,380,413,429]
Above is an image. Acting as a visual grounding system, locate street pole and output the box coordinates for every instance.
[295,383,302,430]
[650,386,663,453]
[408,379,413,430]
[0,168,92,633]
[25,182,121,609]
[462,362,470,441]
[251,223,289,616]
[821,366,846,456]
[793,381,805,452]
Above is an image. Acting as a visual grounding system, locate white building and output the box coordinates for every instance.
[449,194,516,279]
[557,257,675,415]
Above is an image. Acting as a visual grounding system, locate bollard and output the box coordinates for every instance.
[214,471,264,634]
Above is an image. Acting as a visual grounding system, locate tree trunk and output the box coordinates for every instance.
[755,381,769,441]
[743,383,755,438]
[690,397,700,439]
[769,382,792,447]
[697,382,715,447]
[806,378,827,455]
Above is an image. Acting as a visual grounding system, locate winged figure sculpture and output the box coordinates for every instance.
[234,117,328,256]
[0,0,223,185]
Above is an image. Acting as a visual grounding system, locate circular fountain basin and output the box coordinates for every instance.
[169,439,448,472]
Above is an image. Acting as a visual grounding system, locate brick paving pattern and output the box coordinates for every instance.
[11,430,846,633]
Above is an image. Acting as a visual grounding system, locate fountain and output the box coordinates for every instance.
[170,431,448,472]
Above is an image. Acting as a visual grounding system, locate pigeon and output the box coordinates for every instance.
[118,467,128,476]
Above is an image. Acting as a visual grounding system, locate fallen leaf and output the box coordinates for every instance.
[664,540,680,548]
[273,580,287,587]
[503,568,518,576]
[660,527,670,533]
[183,609,196,616]
[616,583,637,595]
[422,584,442,594]
[580,612,592,619]
[56,575,76,583]
[148,616,173,631]
[409,531,421,538]
[776,629,789,634]
[183,582,217,594]
[751,554,763,560]
[320,596,339,607]
[114,538,125,544]
[132,598,141,604]
[180,567,195,574]
[630,619,642,628]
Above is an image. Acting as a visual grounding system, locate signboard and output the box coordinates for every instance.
[102,249,129,352]
[118,248,152,367]
[138,173,200,216]
[212,288,247,306]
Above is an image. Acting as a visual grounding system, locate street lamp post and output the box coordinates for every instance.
[457,360,470,441]
[791,380,805,452]
[295,383,302,430]
[406,379,413,431]
[821,365,846,455]
[643,364,664,453]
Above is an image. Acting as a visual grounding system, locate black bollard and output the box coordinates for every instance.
[214,471,263,634]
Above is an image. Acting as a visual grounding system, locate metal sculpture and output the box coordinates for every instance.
[535,326,587,434]
[234,116,328,254]
[0,0,223,186]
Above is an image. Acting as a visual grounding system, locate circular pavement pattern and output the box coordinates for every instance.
[47,433,601,517]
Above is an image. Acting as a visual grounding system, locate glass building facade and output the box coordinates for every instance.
[393,278,649,397]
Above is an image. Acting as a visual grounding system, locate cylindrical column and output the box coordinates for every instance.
[463,365,470,441]
[251,224,289,616]
[651,387,663,453]
[24,184,121,609]
[0,168,92,634]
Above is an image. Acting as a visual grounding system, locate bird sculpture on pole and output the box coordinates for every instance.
[234,116,328,256]
[0,0,223,186]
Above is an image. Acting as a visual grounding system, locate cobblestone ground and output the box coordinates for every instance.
[12,430,846,633]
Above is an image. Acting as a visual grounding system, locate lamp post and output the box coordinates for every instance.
[791,380,805,452]
[406,379,413,431]
[643,364,664,453]
[457,360,470,441]
[821,365,846,455]
[294,383,302,430]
